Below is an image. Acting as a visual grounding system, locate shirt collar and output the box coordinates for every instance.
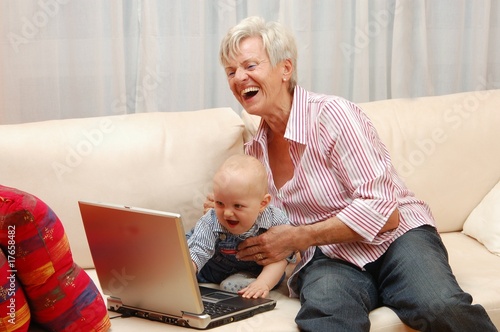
[284,85,309,145]
[251,85,309,145]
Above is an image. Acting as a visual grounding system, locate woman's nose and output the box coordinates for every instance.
[234,67,248,81]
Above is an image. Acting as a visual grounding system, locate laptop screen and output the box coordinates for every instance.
[79,201,204,317]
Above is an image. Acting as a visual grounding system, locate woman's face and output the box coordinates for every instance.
[224,36,289,116]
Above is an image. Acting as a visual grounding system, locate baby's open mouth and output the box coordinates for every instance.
[226,219,239,226]
[241,87,259,100]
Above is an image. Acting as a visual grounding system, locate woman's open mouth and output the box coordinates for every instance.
[241,87,259,100]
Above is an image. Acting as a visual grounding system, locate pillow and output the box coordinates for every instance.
[0,185,111,331]
[0,250,30,331]
[462,180,500,256]
[240,110,261,143]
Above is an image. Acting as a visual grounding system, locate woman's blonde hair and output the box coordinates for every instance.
[219,16,297,93]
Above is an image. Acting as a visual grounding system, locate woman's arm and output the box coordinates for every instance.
[236,208,399,265]
[299,208,400,249]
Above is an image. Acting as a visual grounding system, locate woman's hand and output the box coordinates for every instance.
[236,224,298,265]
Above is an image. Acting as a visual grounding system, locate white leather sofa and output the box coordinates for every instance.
[1,89,499,331]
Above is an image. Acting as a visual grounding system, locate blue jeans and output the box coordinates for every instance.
[295,225,497,332]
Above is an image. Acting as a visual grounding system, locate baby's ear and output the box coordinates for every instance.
[260,193,272,211]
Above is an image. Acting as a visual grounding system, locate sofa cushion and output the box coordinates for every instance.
[359,90,500,233]
[0,108,244,269]
[463,179,500,256]
[0,185,110,331]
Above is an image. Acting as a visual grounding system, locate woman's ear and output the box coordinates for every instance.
[260,193,272,211]
[282,58,293,81]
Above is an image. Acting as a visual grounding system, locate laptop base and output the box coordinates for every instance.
[108,296,210,329]
[107,295,276,330]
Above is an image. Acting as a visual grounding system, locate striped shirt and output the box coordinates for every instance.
[188,206,290,273]
[245,86,435,297]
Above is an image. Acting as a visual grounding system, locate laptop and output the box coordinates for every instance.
[78,201,277,329]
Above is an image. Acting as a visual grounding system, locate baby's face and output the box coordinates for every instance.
[213,176,265,235]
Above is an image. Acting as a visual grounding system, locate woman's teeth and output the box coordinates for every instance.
[241,87,259,97]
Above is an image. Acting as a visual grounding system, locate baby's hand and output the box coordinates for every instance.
[238,280,270,298]
[203,192,215,213]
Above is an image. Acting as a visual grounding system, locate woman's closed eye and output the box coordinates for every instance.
[225,61,261,78]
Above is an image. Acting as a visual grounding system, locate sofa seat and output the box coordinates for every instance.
[79,231,500,332]
[369,232,500,332]
[82,267,302,332]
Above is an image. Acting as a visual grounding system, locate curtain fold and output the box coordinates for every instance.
[1,0,499,124]
[391,0,432,98]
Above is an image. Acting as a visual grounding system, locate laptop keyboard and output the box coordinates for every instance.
[202,301,238,318]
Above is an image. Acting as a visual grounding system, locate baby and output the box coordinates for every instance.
[187,154,290,298]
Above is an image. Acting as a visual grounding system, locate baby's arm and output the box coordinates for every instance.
[238,259,288,298]
[191,260,198,274]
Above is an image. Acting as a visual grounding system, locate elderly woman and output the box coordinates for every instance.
[214,16,497,332]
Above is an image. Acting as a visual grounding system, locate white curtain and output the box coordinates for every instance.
[1,0,499,124]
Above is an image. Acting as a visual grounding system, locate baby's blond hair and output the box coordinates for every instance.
[214,154,268,197]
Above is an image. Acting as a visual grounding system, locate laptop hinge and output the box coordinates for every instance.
[107,297,123,311]
[181,312,213,329]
